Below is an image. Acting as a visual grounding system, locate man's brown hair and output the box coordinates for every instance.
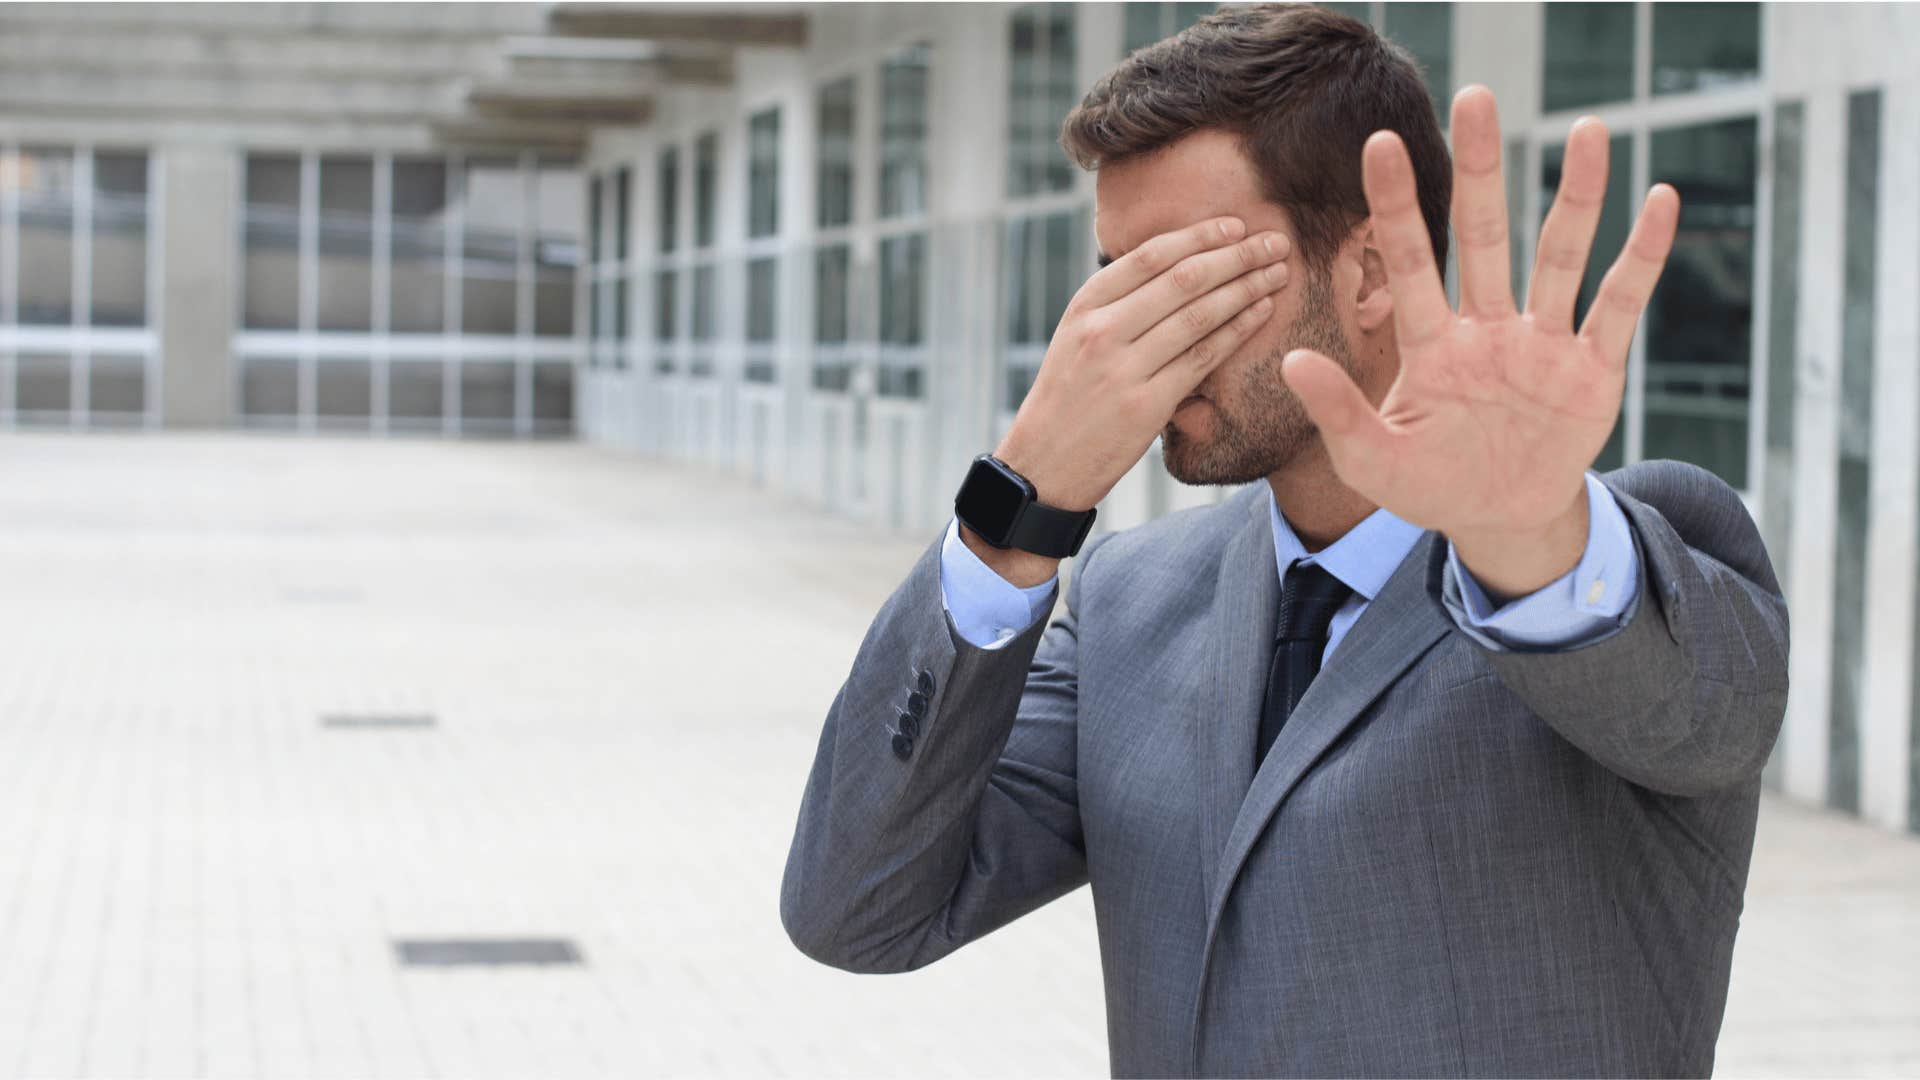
[1060,3,1452,276]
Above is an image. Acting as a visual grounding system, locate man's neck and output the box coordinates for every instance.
[1265,441,1379,553]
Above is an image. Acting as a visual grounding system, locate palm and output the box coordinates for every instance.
[1282,88,1679,540]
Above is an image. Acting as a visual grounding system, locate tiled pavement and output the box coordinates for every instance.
[0,432,1912,1078]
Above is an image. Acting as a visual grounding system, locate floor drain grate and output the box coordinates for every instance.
[321,713,437,729]
[394,938,584,967]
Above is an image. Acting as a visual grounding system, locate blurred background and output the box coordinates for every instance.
[0,1,1916,1076]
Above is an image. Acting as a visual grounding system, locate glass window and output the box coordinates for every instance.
[90,151,148,328]
[694,131,718,248]
[459,358,515,424]
[461,157,520,336]
[817,77,856,229]
[1643,117,1756,489]
[880,45,930,219]
[613,166,632,261]
[88,354,146,421]
[657,146,680,254]
[391,158,447,334]
[814,244,850,345]
[534,160,579,338]
[1382,3,1451,124]
[746,256,777,344]
[1829,89,1881,816]
[691,263,716,343]
[315,359,372,423]
[241,356,299,417]
[748,108,781,239]
[317,155,373,333]
[533,362,574,424]
[243,154,301,331]
[614,275,630,348]
[589,174,604,265]
[1007,4,1079,198]
[654,269,679,343]
[1003,208,1086,410]
[879,232,925,347]
[1761,101,1802,596]
[15,353,71,418]
[19,147,76,326]
[1540,134,1633,470]
[1652,3,1760,95]
[1543,3,1635,113]
[388,359,444,426]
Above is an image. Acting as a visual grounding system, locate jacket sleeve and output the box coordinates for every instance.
[778,527,1113,973]
[1440,458,1791,797]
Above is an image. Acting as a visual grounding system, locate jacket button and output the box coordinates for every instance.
[891,731,914,760]
[897,711,920,739]
[917,669,936,697]
[906,691,928,719]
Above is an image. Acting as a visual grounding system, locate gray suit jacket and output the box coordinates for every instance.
[781,460,1790,1077]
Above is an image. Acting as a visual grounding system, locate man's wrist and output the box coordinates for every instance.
[1445,482,1590,605]
[958,521,1062,589]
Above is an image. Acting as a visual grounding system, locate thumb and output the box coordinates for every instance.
[1281,348,1392,484]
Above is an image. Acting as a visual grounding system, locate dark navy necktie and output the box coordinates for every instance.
[1256,560,1354,771]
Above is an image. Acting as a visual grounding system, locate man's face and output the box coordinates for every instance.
[1094,128,1362,486]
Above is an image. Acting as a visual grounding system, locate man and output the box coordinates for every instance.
[780,5,1789,1076]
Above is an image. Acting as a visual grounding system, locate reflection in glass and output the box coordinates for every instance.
[748,109,781,239]
[243,154,301,330]
[19,148,76,325]
[816,78,855,230]
[15,353,70,418]
[534,160,579,338]
[1652,3,1759,95]
[1543,3,1635,112]
[392,159,447,333]
[1830,89,1880,816]
[658,146,680,254]
[462,158,520,336]
[695,132,718,248]
[1644,117,1755,489]
[1383,3,1451,124]
[315,359,372,424]
[880,46,930,219]
[91,152,148,327]
[460,359,516,425]
[1541,134,1633,470]
[317,156,373,332]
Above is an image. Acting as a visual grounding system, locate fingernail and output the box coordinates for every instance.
[1220,218,1244,240]
[1253,297,1273,314]
[1262,235,1278,256]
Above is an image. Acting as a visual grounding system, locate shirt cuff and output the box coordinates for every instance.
[938,516,1060,650]
[1445,471,1640,651]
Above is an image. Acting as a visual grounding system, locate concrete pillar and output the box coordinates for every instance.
[159,144,237,427]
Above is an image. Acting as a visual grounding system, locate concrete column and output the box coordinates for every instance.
[159,144,237,427]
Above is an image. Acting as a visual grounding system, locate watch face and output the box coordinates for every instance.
[955,457,1029,544]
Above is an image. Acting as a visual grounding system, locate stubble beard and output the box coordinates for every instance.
[1159,268,1359,487]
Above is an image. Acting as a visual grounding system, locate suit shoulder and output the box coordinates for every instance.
[1600,458,1777,592]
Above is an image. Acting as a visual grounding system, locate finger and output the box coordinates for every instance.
[1107,229,1289,343]
[1527,117,1610,331]
[1128,257,1290,376]
[1362,131,1453,349]
[1579,183,1681,363]
[1280,349,1395,489]
[1449,86,1514,320]
[1071,216,1248,314]
[1145,294,1276,411]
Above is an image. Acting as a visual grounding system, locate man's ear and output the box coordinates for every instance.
[1353,221,1394,332]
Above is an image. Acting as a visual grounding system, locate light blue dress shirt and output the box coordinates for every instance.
[939,471,1640,655]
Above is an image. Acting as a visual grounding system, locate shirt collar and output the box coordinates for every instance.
[1265,483,1426,601]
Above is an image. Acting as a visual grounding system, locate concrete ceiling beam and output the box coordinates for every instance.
[546,3,807,47]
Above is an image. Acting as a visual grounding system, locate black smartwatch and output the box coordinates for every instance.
[954,453,1098,558]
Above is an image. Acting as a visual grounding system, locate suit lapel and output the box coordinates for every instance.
[1202,528,1451,931]
[1194,491,1280,906]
